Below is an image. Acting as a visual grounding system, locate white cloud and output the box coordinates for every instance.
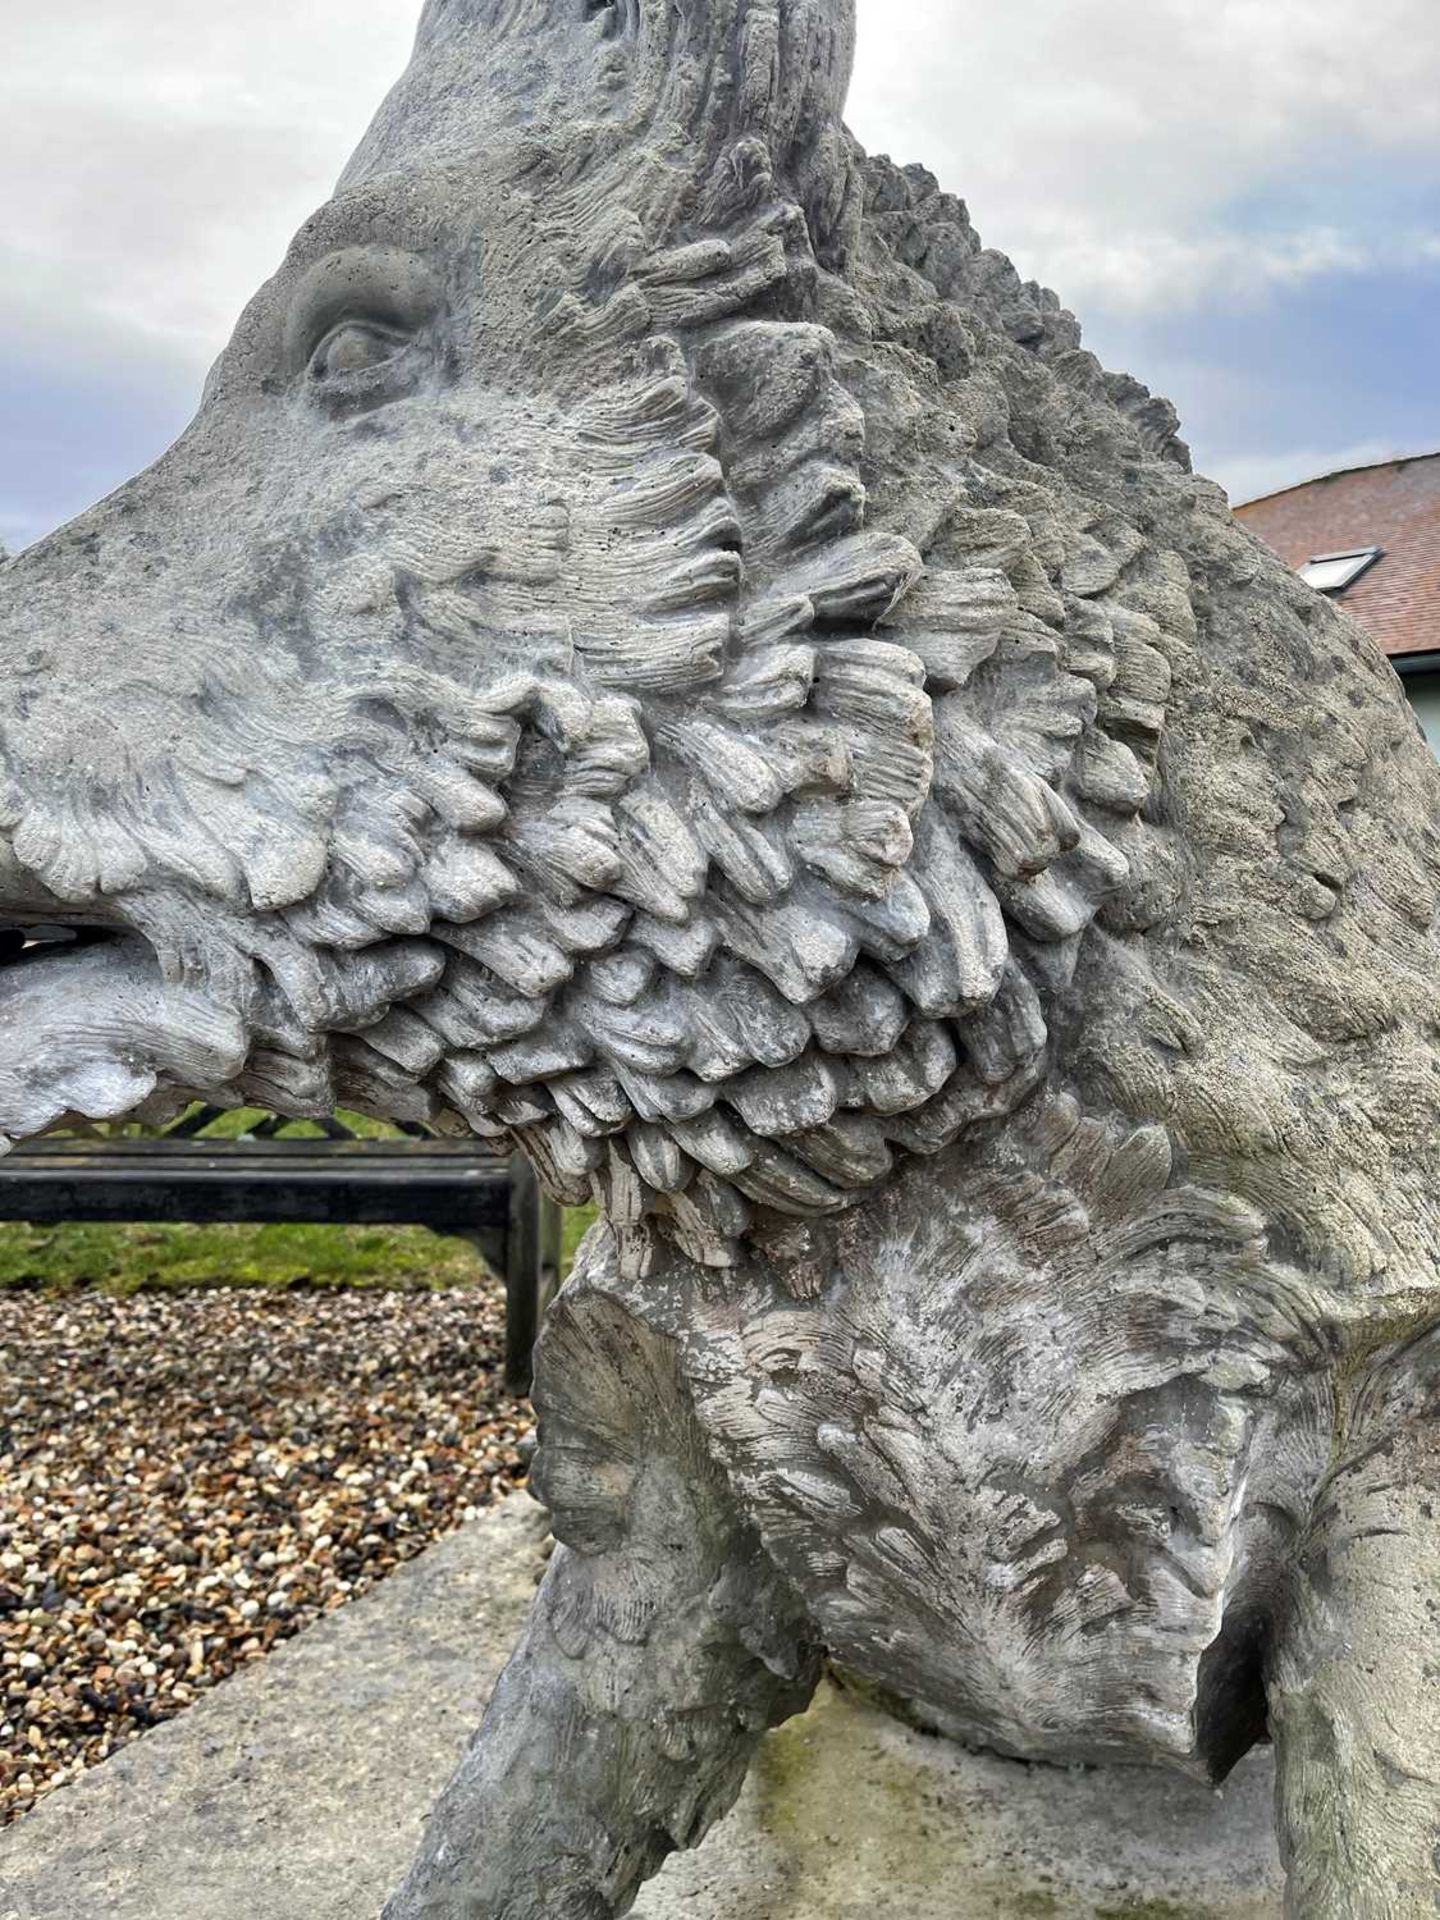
[1210,438,1438,508]
[1025,226,1379,315]
[0,1,418,367]
[2,0,1439,548]
[5,0,1438,381]
[845,0,1440,312]
[0,510,38,554]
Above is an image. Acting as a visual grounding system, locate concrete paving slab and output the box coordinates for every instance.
[0,1494,1284,1918]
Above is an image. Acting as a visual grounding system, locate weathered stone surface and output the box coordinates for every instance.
[4,0,1440,1910]
[0,1498,1283,1920]
[644,1689,1284,1920]
[0,1499,551,1920]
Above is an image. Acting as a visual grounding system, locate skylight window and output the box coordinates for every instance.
[1299,547,1383,595]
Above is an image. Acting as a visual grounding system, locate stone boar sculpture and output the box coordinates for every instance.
[5,1,1440,1913]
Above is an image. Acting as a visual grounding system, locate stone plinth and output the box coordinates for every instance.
[0,1496,1282,1920]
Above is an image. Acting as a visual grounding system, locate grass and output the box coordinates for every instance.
[0,1220,489,1295]
[81,1106,403,1142]
[0,1111,599,1297]
[562,1205,598,1271]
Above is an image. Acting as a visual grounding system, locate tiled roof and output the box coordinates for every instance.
[1234,453,1440,661]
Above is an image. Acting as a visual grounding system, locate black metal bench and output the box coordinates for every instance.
[0,1110,562,1390]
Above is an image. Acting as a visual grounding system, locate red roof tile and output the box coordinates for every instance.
[1234,453,1440,660]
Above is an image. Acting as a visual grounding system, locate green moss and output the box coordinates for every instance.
[750,1694,1063,1915]
[1095,1904,1210,1919]
[742,1685,1263,1918]
[1324,1306,1440,1461]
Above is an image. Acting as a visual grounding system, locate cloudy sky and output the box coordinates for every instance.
[3,0,1438,552]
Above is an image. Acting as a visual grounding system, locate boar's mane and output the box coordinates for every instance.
[2,0,1433,1314]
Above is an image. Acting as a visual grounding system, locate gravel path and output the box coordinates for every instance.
[0,1286,532,1826]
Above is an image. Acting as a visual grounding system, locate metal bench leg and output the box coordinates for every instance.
[504,1154,561,1394]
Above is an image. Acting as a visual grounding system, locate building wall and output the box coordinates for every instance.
[1235,455,1440,667]
[1235,463,1440,761]
[1403,673,1440,755]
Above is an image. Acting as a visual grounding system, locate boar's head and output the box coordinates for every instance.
[1,0,1429,1287]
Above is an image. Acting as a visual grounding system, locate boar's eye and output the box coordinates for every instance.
[307,319,411,383]
[283,246,445,409]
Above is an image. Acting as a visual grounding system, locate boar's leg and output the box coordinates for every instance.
[384,1280,821,1920]
[1268,1347,1440,1917]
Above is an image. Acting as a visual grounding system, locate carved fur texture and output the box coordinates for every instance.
[5,2,1440,1913]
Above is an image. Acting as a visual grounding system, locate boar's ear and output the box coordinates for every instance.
[344,0,857,253]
